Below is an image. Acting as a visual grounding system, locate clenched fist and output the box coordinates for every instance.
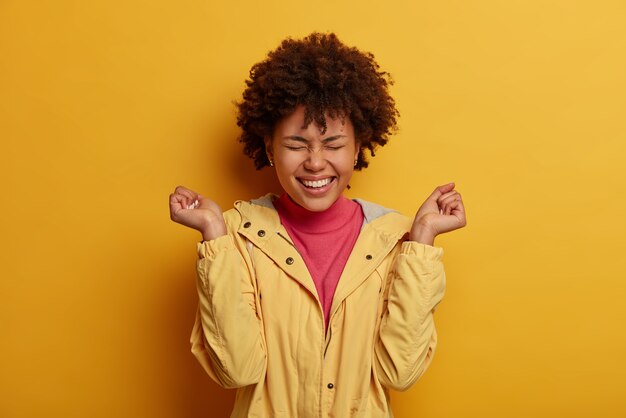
[169,186,227,241]
[410,182,467,245]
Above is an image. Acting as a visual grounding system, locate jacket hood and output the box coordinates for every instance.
[247,193,406,227]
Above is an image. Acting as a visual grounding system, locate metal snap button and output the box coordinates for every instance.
[366,254,373,260]
[243,222,251,228]
[286,257,294,265]
[258,230,266,237]
[327,383,334,389]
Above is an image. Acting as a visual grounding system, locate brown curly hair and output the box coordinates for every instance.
[236,32,399,170]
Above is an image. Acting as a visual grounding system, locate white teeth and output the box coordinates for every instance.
[301,178,332,188]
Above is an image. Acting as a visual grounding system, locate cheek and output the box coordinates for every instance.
[276,153,301,170]
[274,154,302,178]
[333,152,357,172]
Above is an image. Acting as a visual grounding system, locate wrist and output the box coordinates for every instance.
[410,224,436,246]
[200,223,227,242]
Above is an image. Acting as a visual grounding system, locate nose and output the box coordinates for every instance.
[303,149,326,171]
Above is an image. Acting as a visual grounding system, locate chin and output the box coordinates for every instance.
[303,196,339,212]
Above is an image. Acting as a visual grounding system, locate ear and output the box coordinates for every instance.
[354,140,361,160]
[264,136,273,159]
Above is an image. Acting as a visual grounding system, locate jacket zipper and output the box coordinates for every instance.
[283,229,331,358]
[323,323,332,358]
[280,230,329,417]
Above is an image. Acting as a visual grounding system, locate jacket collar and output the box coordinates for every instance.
[233,194,412,316]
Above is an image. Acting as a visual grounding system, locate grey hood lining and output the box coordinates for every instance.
[248,194,396,225]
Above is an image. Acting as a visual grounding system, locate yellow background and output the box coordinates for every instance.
[2,0,625,417]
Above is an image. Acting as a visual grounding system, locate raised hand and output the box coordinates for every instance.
[410,182,467,245]
[169,186,227,241]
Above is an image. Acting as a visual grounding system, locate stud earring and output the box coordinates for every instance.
[269,159,274,167]
[354,159,358,167]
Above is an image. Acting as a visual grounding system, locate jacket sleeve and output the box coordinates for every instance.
[189,232,266,389]
[373,240,446,391]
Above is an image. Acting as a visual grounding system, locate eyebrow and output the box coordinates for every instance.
[282,135,347,144]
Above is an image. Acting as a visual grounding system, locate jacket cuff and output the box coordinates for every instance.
[400,241,444,261]
[196,234,236,259]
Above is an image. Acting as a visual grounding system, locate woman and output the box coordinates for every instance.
[169,33,466,418]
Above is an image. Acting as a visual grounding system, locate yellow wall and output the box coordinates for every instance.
[2,1,625,417]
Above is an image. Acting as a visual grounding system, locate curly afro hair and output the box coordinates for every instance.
[236,32,399,170]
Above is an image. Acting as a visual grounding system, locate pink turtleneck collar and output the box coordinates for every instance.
[273,193,359,234]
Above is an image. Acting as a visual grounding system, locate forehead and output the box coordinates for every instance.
[274,106,353,137]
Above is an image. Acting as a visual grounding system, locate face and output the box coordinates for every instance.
[266,106,359,212]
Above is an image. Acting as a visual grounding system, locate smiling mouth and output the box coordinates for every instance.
[298,177,335,189]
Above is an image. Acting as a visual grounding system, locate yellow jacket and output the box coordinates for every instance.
[190,195,446,417]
